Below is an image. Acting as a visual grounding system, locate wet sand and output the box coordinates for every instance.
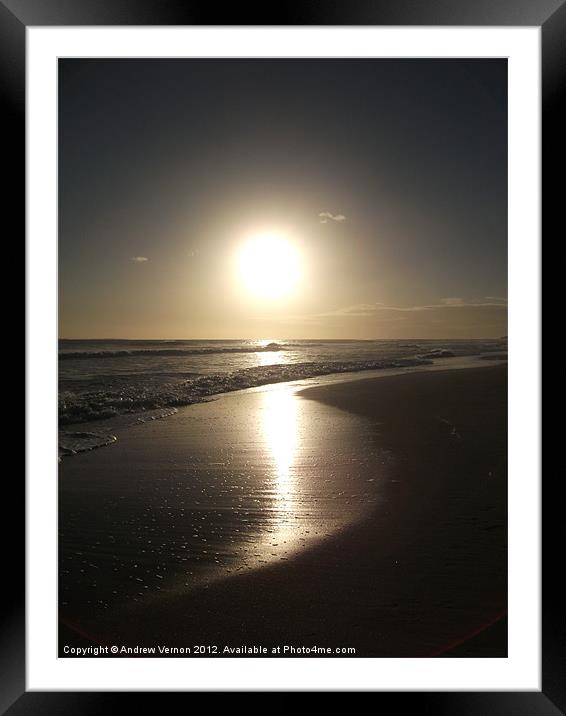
[59,364,507,657]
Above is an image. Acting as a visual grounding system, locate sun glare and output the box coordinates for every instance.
[238,233,301,299]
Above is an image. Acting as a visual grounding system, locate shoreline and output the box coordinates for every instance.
[59,354,505,457]
[60,364,507,657]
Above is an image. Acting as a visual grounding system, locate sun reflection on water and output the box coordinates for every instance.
[256,350,284,367]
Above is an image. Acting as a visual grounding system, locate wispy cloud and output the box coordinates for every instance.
[484,296,508,303]
[131,256,149,263]
[318,299,508,318]
[261,299,508,325]
[322,303,385,317]
[319,211,347,224]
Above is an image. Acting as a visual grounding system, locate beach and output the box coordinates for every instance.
[59,363,507,657]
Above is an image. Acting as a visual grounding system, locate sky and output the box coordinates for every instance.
[59,59,507,339]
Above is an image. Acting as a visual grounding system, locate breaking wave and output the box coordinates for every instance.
[59,342,285,360]
[59,357,431,425]
[418,349,456,359]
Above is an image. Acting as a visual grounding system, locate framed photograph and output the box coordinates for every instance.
[12,0,553,706]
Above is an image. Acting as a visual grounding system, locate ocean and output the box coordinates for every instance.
[58,337,507,456]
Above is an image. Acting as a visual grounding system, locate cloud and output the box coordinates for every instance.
[131,256,149,263]
[440,297,464,306]
[254,297,507,338]
[484,296,508,303]
[266,299,508,324]
[324,303,385,317]
[319,211,347,224]
[373,300,508,313]
[317,300,507,318]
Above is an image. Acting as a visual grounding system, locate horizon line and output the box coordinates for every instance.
[58,336,508,341]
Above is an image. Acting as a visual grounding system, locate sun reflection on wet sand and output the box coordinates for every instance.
[262,385,298,501]
[251,382,377,564]
[59,380,384,611]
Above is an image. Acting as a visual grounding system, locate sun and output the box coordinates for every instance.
[237,233,301,299]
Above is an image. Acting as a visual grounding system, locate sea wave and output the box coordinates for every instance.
[58,408,179,458]
[59,357,431,425]
[59,342,285,360]
[58,430,117,459]
[418,349,456,359]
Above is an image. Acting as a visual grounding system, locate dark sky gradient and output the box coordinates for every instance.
[59,59,507,339]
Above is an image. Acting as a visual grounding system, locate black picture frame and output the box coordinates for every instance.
[9,0,553,708]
